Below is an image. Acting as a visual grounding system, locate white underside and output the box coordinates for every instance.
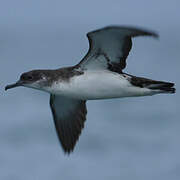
[45,70,157,100]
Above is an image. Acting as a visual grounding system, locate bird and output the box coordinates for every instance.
[5,26,175,154]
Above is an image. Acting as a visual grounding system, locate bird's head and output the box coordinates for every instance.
[5,70,52,91]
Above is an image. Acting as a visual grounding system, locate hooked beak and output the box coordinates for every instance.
[5,80,23,91]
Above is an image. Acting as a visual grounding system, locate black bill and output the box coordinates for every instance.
[5,81,22,91]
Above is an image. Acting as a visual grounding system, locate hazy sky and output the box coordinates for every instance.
[1,1,179,180]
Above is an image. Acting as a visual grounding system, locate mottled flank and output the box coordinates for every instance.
[127,74,175,93]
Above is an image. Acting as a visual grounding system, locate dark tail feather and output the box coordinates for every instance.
[147,82,176,93]
[129,75,176,94]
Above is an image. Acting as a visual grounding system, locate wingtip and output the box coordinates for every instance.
[63,149,73,155]
[150,31,159,39]
[87,25,160,40]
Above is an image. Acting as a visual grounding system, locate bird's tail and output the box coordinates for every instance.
[129,75,176,94]
[146,81,175,93]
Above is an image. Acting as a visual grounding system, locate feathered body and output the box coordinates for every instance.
[47,69,174,100]
[5,26,175,153]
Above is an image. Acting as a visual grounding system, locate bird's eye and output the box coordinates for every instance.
[21,74,33,81]
[27,75,33,80]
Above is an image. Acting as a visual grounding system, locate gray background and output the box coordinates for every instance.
[1,0,179,179]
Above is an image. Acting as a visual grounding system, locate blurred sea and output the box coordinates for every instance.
[0,0,179,180]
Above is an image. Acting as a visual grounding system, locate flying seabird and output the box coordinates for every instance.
[5,26,176,154]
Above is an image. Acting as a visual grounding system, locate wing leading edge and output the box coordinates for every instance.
[77,26,158,73]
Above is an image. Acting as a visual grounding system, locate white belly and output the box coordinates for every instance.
[49,70,153,100]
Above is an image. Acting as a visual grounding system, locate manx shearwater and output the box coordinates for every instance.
[5,26,176,154]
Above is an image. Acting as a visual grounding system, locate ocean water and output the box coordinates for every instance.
[0,1,180,179]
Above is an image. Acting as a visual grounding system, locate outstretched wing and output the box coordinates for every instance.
[50,95,87,154]
[77,26,158,73]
